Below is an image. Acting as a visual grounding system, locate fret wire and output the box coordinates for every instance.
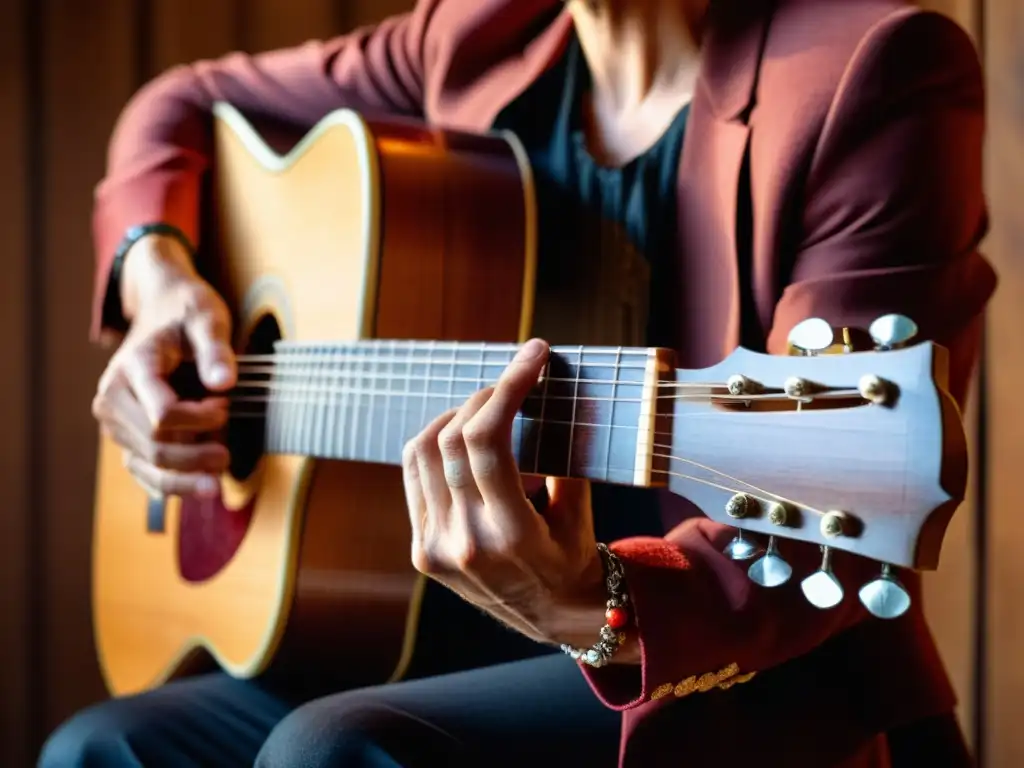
[288,350,299,456]
[363,341,375,461]
[400,340,411,463]
[446,345,456,424]
[565,346,583,477]
[320,346,332,458]
[420,341,434,454]
[315,345,327,458]
[341,344,353,460]
[604,346,622,482]
[337,346,347,458]
[301,346,314,454]
[532,352,550,474]
[380,340,392,462]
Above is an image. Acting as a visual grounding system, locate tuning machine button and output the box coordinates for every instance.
[727,374,763,396]
[725,493,758,520]
[801,546,844,609]
[722,494,761,561]
[747,536,793,588]
[788,318,834,356]
[869,314,918,351]
[858,563,912,619]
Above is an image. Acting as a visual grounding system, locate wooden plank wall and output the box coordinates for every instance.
[0,2,399,764]
[0,1,1018,766]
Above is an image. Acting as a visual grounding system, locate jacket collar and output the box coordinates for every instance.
[430,0,770,129]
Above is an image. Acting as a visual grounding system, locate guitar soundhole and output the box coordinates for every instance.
[176,313,280,584]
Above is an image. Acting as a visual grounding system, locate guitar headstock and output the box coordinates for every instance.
[663,315,968,620]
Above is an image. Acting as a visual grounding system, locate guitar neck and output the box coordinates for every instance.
[236,340,673,487]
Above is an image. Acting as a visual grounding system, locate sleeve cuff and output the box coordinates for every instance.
[578,536,760,709]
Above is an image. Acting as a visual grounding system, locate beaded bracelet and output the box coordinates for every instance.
[560,543,632,668]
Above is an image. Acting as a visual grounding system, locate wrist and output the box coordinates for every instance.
[120,233,199,320]
[556,544,639,667]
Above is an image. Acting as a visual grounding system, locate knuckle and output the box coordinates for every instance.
[411,544,440,576]
[461,421,496,451]
[437,424,465,460]
[452,540,480,572]
[147,443,171,468]
[401,439,419,471]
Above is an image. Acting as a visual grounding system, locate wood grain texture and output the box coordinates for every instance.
[38,0,140,735]
[0,0,32,763]
[913,0,982,751]
[92,105,532,696]
[982,0,1024,763]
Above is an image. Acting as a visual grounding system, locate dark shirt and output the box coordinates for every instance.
[494,34,689,541]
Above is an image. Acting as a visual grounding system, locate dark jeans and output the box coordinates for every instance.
[38,652,621,768]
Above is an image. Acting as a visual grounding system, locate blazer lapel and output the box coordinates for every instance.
[671,0,771,367]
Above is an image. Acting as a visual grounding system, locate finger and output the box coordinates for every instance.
[415,408,459,514]
[121,348,180,427]
[182,296,236,392]
[544,477,594,550]
[462,339,549,509]
[151,398,230,436]
[123,453,220,498]
[437,388,494,507]
[108,421,230,473]
[401,438,428,553]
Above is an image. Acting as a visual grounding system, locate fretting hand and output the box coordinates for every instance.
[92,234,236,499]
[402,338,629,653]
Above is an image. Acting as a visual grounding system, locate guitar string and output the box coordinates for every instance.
[222,406,832,521]
[227,382,862,406]
[225,396,843,522]
[154,344,878,527]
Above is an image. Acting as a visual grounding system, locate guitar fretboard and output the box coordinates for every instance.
[232,340,667,486]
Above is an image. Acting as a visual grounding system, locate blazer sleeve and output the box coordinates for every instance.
[580,9,997,709]
[90,0,441,342]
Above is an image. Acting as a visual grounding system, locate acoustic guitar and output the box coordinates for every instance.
[91,102,968,698]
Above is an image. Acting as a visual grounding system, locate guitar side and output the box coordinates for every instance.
[91,105,537,696]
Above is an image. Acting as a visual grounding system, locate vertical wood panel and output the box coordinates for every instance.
[0,0,32,763]
[39,0,139,735]
[914,0,981,752]
[983,0,1024,763]
[242,0,338,52]
[150,0,241,72]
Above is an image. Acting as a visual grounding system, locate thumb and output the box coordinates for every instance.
[544,476,594,547]
[183,303,237,392]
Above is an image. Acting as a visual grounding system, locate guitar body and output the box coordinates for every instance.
[92,101,967,698]
[93,105,541,696]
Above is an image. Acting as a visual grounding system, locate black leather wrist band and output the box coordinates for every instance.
[101,223,196,331]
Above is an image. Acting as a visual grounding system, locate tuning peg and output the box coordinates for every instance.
[800,546,844,609]
[723,531,759,561]
[787,318,834,356]
[747,536,793,588]
[869,314,918,350]
[837,326,873,353]
[858,564,912,619]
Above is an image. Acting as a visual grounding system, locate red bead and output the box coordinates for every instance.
[606,606,629,629]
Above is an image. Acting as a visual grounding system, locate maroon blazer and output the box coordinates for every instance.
[90,0,997,765]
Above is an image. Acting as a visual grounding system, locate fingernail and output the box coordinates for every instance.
[196,476,219,497]
[515,339,548,362]
[206,364,232,387]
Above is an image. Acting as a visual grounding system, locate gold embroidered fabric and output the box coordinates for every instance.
[649,663,757,701]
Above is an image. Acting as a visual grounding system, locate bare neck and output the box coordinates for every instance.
[567,0,706,165]
[569,0,706,113]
